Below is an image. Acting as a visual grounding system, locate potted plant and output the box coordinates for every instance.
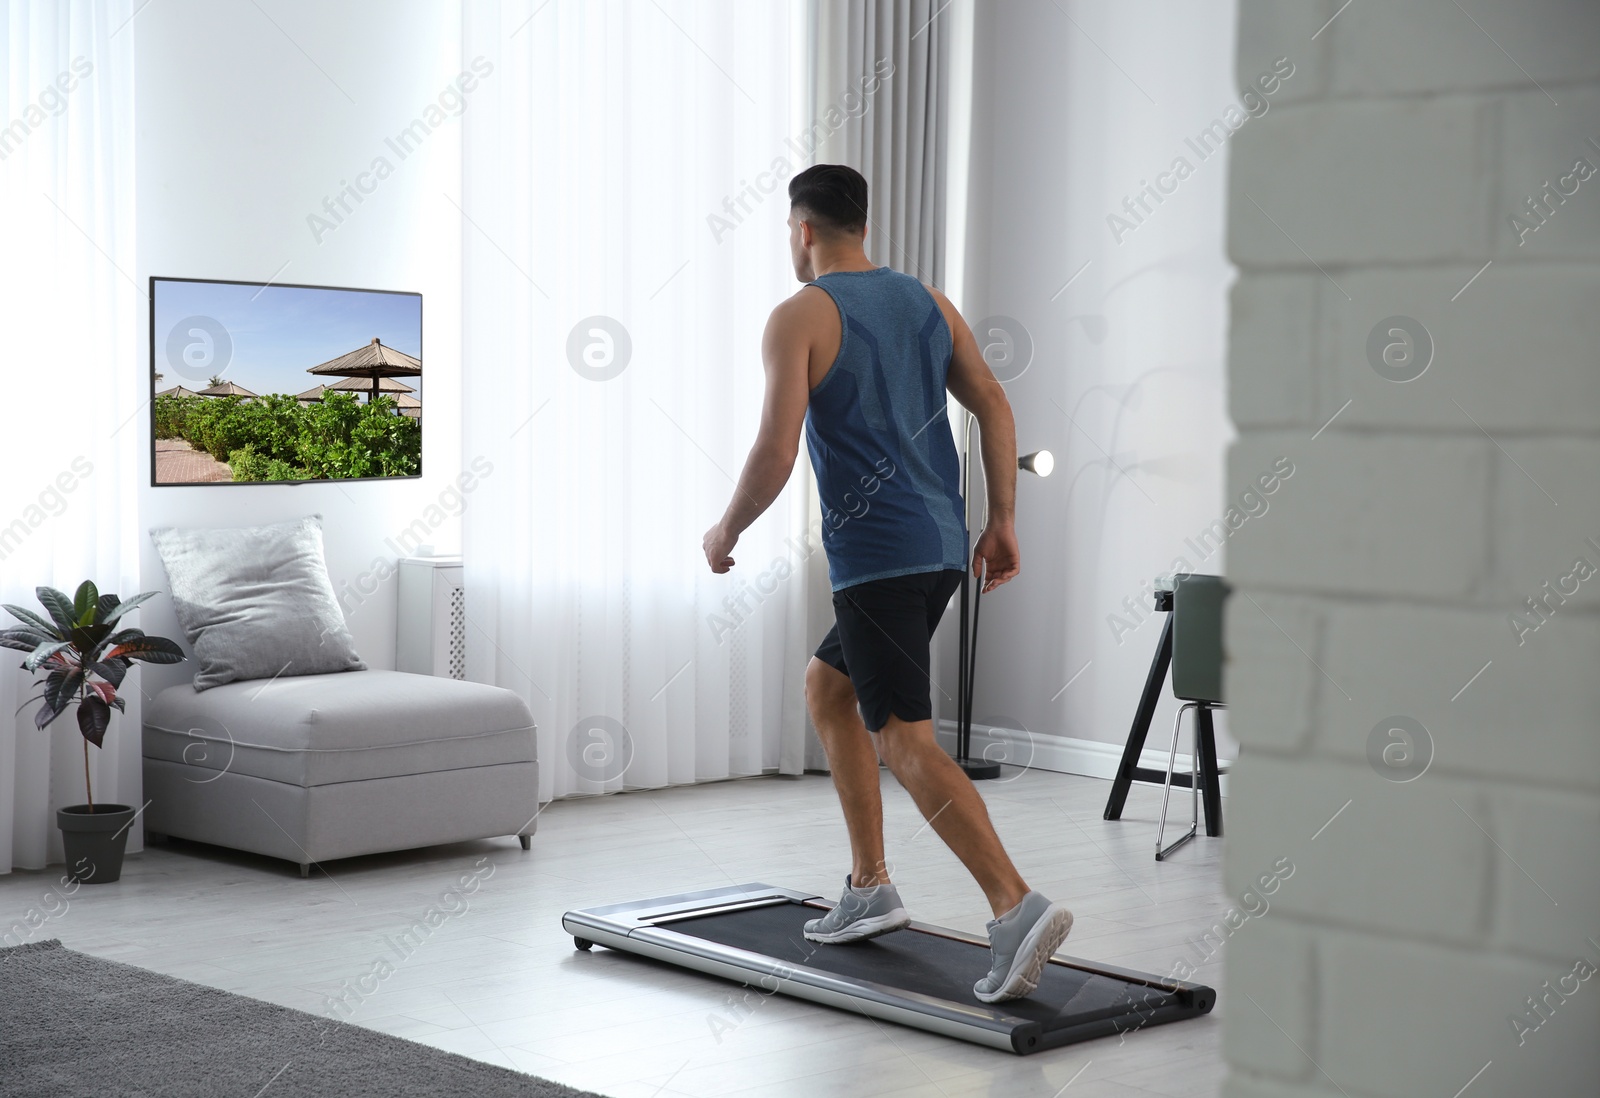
[1,582,185,883]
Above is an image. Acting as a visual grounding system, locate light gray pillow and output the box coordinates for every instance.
[149,514,365,691]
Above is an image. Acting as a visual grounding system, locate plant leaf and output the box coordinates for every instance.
[77,695,110,748]
[43,668,84,718]
[93,627,143,662]
[0,627,57,653]
[2,604,62,638]
[100,592,157,627]
[94,593,121,623]
[23,640,74,672]
[35,587,76,633]
[72,581,99,626]
[88,679,117,706]
[89,657,130,688]
[106,636,186,665]
[73,620,113,658]
[34,690,72,731]
[109,696,126,714]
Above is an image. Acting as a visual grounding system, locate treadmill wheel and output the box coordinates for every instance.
[574,937,593,951]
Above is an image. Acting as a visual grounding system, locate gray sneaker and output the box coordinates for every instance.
[973,891,1075,1003]
[803,876,911,944]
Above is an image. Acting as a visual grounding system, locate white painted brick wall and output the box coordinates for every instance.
[1228,274,1317,429]
[1320,930,1600,1098]
[1497,87,1600,259]
[1225,2,1600,1093]
[1318,266,1600,434]
[1222,1075,1350,1098]
[1493,439,1600,609]
[1229,99,1496,266]
[1221,919,1316,1081]
[1222,593,1319,752]
[1233,1,1333,106]
[1324,2,1600,99]
[1486,786,1600,960]
[1223,753,1491,946]
[1227,434,1491,599]
[1317,606,1600,790]
[1223,1076,1346,1098]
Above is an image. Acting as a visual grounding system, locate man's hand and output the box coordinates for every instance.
[703,522,738,573]
[972,521,1020,593]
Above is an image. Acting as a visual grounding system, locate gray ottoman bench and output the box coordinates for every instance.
[142,669,539,876]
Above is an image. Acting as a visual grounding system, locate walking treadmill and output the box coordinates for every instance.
[562,883,1214,1055]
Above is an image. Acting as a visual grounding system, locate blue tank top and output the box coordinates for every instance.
[804,266,968,591]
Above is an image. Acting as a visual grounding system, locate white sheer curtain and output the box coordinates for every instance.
[460,1,811,800]
[0,0,140,874]
[809,0,949,283]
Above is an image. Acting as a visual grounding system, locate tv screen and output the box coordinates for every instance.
[150,277,422,485]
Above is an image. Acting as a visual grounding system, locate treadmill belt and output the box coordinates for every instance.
[664,900,1177,1026]
[563,885,1213,1054]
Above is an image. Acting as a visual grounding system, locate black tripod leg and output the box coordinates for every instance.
[1103,615,1174,821]
[1196,704,1223,837]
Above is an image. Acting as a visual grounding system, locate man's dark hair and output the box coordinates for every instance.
[789,164,868,235]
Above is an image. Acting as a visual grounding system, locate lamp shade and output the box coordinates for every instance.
[1019,449,1054,477]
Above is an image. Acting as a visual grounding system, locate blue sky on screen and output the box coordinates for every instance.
[152,280,422,399]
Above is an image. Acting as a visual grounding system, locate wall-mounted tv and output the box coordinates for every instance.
[150,277,423,486]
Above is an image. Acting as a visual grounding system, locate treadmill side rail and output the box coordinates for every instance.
[565,915,1023,1052]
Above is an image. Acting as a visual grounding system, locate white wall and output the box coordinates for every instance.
[135,0,465,706]
[946,0,1240,770]
[1223,2,1600,1094]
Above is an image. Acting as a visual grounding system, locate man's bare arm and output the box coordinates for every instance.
[929,286,1020,590]
[704,297,811,571]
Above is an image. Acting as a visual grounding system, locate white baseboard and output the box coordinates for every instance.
[934,719,1231,799]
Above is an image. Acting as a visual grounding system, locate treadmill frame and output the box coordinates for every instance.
[562,882,1214,1055]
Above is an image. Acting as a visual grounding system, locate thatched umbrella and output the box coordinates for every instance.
[393,393,422,419]
[295,384,327,404]
[155,385,202,399]
[198,380,258,398]
[326,374,415,402]
[307,337,422,403]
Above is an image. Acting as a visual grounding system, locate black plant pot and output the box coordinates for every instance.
[57,804,136,884]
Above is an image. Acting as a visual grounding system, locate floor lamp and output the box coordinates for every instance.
[953,409,1053,779]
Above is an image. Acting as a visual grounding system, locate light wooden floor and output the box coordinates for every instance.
[0,768,1229,1098]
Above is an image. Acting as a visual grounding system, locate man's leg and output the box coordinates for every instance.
[822,570,1072,1000]
[804,657,891,886]
[873,716,1030,920]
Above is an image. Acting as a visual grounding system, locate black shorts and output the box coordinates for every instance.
[813,568,966,733]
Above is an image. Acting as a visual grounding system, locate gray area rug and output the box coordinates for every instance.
[0,939,605,1097]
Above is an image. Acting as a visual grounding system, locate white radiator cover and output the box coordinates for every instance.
[396,555,466,679]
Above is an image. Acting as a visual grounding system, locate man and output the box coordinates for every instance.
[701,164,1073,1003]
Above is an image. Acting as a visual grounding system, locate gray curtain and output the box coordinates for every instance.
[798,0,954,770]
[808,0,949,284]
